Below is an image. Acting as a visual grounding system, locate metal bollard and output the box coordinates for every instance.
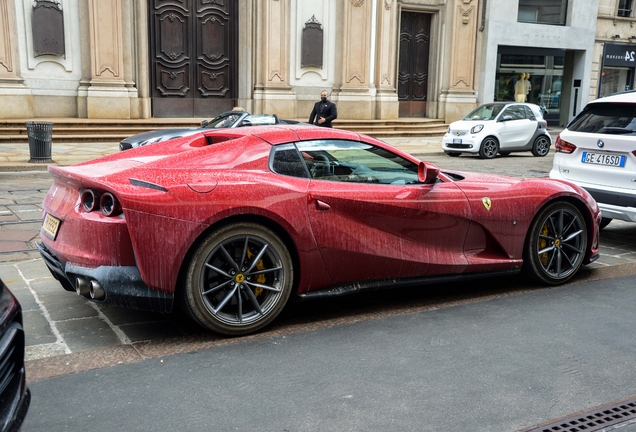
[26,121,54,163]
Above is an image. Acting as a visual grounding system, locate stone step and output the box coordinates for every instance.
[0,118,448,143]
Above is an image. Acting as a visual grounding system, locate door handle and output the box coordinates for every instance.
[313,199,331,211]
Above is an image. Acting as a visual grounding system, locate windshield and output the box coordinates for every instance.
[205,113,243,129]
[568,102,636,134]
[463,104,504,121]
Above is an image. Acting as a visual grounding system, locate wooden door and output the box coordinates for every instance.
[149,0,238,118]
[398,12,431,117]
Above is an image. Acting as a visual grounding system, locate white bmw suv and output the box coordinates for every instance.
[550,91,636,228]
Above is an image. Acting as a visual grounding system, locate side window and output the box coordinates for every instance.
[296,140,419,185]
[618,0,633,17]
[502,105,526,121]
[270,144,309,178]
[523,105,536,120]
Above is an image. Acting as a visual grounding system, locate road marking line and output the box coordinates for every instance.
[87,302,133,346]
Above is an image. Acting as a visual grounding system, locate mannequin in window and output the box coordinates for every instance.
[514,73,529,102]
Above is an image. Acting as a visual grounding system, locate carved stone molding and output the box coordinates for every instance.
[0,0,14,75]
[258,0,290,88]
[88,0,125,84]
[301,15,323,68]
[449,0,477,92]
[32,0,65,58]
[375,0,397,91]
[341,0,371,89]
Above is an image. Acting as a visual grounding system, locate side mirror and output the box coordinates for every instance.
[499,115,513,122]
[418,162,439,184]
[240,120,252,127]
[200,120,209,127]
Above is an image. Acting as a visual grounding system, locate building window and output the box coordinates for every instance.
[618,0,632,17]
[518,0,568,25]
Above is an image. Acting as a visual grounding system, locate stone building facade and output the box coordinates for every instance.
[593,0,636,99]
[0,0,601,125]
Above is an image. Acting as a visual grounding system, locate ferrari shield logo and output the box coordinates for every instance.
[482,197,492,211]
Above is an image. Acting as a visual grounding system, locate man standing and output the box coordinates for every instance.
[309,90,338,127]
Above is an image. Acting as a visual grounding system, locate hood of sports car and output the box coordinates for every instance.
[443,170,520,188]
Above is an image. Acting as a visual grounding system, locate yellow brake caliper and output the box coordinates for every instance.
[539,223,549,265]
[246,248,265,297]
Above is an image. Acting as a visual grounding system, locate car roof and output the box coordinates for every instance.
[202,124,362,145]
[588,90,636,104]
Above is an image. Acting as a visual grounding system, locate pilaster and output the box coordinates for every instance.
[86,0,130,118]
[254,0,296,117]
[334,0,375,119]
[0,0,32,118]
[445,0,478,122]
[374,0,398,119]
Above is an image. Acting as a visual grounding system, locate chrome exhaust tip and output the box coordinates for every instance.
[75,278,91,297]
[89,280,106,300]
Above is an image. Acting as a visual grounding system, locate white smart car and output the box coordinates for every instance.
[550,91,636,229]
[442,102,551,159]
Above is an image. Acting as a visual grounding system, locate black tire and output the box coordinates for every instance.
[600,217,612,230]
[445,152,461,157]
[531,135,551,157]
[183,223,293,336]
[479,137,499,159]
[523,201,587,285]
[499,151,511,156]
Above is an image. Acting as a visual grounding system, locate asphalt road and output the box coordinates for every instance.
[2,147,636,431]
[21,274,636,432]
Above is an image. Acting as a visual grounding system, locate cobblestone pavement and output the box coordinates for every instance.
[1,135,636,380]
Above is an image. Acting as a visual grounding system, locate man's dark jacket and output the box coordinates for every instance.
[309,100,338,128]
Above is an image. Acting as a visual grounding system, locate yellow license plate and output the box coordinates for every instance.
[42,213,61,240]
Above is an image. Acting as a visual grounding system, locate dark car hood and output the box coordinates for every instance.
[120,128,200,145]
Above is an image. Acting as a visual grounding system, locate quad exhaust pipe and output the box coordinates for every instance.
[90,280,105,300]
[75,277,106,300]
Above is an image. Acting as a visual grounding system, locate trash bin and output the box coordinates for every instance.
[26,121,54,163]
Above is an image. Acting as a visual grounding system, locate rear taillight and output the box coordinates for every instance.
[555,135,577,154]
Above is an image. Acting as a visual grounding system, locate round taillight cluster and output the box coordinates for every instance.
[80,189,122,216]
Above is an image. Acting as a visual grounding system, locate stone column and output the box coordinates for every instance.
[444,0,478,122]
[334,0,375,119]
[253,0,296,117]
[86,0,130,118]
[374,0,398,119]
[0,0,32,118]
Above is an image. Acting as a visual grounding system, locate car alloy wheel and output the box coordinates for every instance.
[479,137,499,159]
[524,201,587,285]
[531,135,551,157]
[183,223,293,335]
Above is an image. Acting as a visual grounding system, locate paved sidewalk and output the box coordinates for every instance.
[0,125,564,171]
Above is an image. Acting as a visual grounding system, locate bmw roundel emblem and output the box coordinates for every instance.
[597,140,605,148]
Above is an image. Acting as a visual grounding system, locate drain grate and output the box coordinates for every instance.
[522,396,636,432]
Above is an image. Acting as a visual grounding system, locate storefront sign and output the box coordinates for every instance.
[603,43,636,67]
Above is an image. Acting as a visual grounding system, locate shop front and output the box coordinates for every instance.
[599,43,636,97]
[494,46,565,123]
